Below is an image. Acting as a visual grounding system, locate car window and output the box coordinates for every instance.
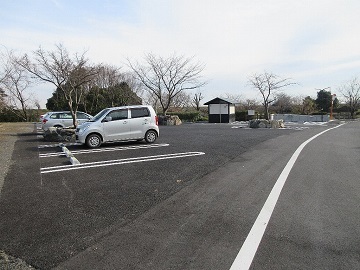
[92,109,110,122]
[131,108,150,118]
[50,113,58,119]
[107,109,128,121]
[59,113,73,119]
[77,112,90,119]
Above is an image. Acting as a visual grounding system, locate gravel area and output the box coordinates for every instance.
[0,250,36,270]
[0,122,38,270]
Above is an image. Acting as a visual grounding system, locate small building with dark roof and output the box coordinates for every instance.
[203,97,236,123]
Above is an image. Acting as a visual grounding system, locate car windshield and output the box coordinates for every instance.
[90,108,111,122]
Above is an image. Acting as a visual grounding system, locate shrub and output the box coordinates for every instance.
[0,108,46,122]
[235,111,257,121]
[167,112,203,122]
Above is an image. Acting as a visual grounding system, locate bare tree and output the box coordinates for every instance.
[242,99,258,110]
[171,91,191,109]
[93,64,122,89]
[192,92,204,111]
[0,47,11,110]
[0,50,34,121]
[88,64,125,108]
[5,57,33,121]
[0,46,12,85]
[17,44,98,127]
[339,77,360,119]
[142,92,160,113]
[89,65,142,109]
[220,93,243,104]
[123,71,144,98]
[248,72,296,120]
[127,53,207,115]
[272,92,294,114]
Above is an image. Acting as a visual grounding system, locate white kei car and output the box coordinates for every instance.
[76,105,159,148]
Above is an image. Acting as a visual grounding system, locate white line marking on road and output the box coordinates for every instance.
[38,144,63,149]
[39,143,170,157]
[38,143,82,149]
[229,123,345,270]
[40,151,205,174]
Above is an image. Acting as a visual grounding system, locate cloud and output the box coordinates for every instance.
[50,0,63,9]
[2,0,360,106]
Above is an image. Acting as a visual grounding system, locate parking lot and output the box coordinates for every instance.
[39,143,204,174]
[1,122,333,269]
[37,122,309,174]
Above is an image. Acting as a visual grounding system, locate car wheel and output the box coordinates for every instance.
[86,134,102,148]
[144,130,157,143]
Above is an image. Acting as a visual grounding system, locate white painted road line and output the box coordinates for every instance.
[40,151,205,174]
[39,143,170,158]
[38,143,82,149]
[229,124,345,270]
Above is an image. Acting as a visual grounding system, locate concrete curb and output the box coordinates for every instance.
[59,144,80,165]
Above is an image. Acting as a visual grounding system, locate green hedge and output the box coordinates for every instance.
[0,108,45,122]
[167,112,208,122]
[168,111,260,122]
[235,111,258,121]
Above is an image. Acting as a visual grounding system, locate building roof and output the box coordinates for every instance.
[203,97,236,105]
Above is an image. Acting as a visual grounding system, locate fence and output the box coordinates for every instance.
[271,114,330,122]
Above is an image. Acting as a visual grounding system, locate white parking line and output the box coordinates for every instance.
[38,143,82,149]
[40,151,205,174]
[39,143,170,157]
[229,124,345,270]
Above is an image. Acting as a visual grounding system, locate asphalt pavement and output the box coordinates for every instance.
[0,121,359,269]
[251,121,360,269]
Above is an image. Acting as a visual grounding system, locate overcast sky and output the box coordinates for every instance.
[1,0,360,107]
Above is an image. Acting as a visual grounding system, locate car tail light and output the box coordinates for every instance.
[42,119,48,124]
[155,116,158,126]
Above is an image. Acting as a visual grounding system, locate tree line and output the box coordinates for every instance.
[0,44,145,125]
[0,44,207,125]
[1,44,359,124]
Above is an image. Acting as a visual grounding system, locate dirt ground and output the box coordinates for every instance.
[0,122,34,140]
[0,122,38,270]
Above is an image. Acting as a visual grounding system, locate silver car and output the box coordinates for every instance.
[75,105,159,148]
[42,111,93,131]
